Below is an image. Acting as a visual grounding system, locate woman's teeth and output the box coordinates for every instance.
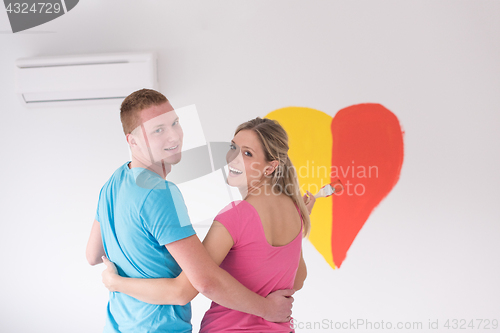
[165,145,178,151]
[229,166,243,174]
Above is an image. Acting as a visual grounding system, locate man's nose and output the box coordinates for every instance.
[165,129,181,143]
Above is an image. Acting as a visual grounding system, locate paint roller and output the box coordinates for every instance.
[305,178,343,204]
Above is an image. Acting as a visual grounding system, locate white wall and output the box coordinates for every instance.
[1,1,499,332]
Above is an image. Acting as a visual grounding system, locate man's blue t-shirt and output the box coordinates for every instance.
[95,162,196,333]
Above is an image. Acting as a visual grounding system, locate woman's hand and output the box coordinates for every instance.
[303,190,316,215]
[101,256,120,292]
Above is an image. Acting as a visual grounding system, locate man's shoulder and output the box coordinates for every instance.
[142,180,182,204]
[98,162,128,190]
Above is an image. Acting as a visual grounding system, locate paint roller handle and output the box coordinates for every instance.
[313,184,333,199]
[313,189,327,199]
[313,179,343,199]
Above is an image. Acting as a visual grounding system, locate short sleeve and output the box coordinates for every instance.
[214,201,244,245]
[140,181,196,246]
[95,206,100,223]
[94,185,104,223]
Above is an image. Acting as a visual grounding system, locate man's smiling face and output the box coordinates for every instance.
[130,101,184,167]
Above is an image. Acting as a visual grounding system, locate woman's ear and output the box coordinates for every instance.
[267,160,280,174]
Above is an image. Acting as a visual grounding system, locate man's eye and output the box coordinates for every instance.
[173,120,179,126]
[155,128,163,133]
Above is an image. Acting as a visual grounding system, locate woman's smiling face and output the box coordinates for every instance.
[226,129,274,190]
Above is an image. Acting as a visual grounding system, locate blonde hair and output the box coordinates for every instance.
[235,117,311,237]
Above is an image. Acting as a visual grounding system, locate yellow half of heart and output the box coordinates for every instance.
[266,107,337,269]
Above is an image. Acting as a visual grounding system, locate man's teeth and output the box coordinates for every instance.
[229,166,243,174]
[165,145,178,151]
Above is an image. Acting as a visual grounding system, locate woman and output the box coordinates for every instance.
[102,117,315,332]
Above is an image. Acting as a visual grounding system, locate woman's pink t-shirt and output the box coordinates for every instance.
[200,200,302,333]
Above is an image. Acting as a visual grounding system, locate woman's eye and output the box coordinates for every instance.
[244,151,252,157]
[155,128,163,133]
[172,120,179,126]
[229,144,236,150]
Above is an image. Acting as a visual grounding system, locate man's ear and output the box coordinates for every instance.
[126,133,137,147]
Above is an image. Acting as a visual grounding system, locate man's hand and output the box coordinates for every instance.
[101,256,119,292]
[262,289,294,322]
[303,190,316,215]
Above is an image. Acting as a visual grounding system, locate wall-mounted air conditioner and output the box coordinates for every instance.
[15,52,158,107]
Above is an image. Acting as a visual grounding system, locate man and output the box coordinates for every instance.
[86,89,293,332]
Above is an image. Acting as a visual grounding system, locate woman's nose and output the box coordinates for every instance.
[226,148,241,164]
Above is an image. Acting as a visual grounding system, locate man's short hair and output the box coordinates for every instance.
[120,89,168,135]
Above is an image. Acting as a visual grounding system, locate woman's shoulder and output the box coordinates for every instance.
[213,201,259,240]
[246,193,295,211]
[215,200,253,218]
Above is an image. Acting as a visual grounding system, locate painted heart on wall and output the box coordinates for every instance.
[266,104,404,268]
